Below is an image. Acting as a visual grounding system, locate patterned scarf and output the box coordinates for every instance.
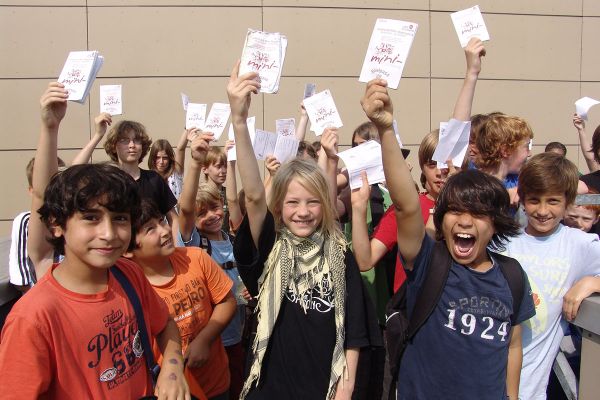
[240,227,347,399]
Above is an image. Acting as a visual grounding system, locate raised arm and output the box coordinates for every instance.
[452,38,485,122]
[319,127,340,217]
[361,79,423,269]
[29,82,68,279]
[72,112,111,165]
[263,155,280,209]
[350,173,390,271]
[225,140,243,231]
[178,131,213,242]
[573,114,600,173]
[295,104,309,141]
[174,128,192,175]
[226,61,264,247]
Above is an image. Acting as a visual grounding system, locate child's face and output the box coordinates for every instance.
[563,204,599,233]
[195,201,224,235]
[154,151,170,174]
[523,192,566,237]
[115,130,142,165]
[133,216,175,260]
[441,211,495,269]
[203,162,227,186]
[282,179,323,238]
[53,202,131,270]
[422,160,448,199]
[505,139,531,174]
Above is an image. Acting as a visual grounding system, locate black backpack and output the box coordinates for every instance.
[195,230,236,270]
[384,241,525,398]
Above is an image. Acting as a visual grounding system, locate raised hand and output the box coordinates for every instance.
[360,79,394,129]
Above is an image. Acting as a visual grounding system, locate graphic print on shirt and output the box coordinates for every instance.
[285,273,334,313]
[509,251,567,335]
[442,291,512,342]
[89,308,143,389]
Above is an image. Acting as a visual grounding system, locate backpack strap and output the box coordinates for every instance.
[110,265,161,387]
[407,240,452,339]
[493,252,525,325]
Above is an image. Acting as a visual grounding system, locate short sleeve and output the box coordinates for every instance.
[514,269,536,325]
[0,315,52,399]
[233,211,276,296]
[372,208,397,251]
[344,252,378,349]
[158,176,178,215]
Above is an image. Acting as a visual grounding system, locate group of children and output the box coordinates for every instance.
[2,36,600,400]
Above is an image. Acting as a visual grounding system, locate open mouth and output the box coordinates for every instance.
[161,238,173,248]
[453,233,476,258]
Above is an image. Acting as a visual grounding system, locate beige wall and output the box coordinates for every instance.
[1,1,599,236]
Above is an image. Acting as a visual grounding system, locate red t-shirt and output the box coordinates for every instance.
[0,258,169,400]
[152,247,232,399]
[372,193,436,292]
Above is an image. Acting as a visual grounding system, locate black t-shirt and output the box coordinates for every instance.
[137,169,177,215]
[233,211,370,400]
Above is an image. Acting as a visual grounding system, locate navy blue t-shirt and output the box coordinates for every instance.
[398,235,535,400]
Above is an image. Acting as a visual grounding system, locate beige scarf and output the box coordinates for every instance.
[240,228,347,399]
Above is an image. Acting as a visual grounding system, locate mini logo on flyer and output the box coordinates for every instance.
[189,113,203,122]
[247,51,278,71]
[375,43,394,55]
[315,107,335,123]
[280,127,291,136]
[62,69,86,85]
[103,96,119,106]
[370,47,403,65]
[205,117,224,130]
[461,21,483,35]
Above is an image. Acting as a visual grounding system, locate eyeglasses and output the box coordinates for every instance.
[117,137,142,145]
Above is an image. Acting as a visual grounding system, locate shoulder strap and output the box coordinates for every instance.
[199,234,212,255]
[407,240,452,339]
[493,253,525,325]
[110,266,160,386]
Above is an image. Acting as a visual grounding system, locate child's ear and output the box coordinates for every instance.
[122,250,134,259]
[49,220,65,238]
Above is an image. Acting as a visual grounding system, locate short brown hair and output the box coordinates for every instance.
[475,115,533,170]
[418,129,439,170]
[104,120,152,164]
[518,152,579,205]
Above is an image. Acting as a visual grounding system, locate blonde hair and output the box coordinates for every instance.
[203,147,227,169]
[195,182,223,213]
[269,158,342,240]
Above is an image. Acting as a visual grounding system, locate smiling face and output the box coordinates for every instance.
[53,202,131,271]
[133,216,175,260]
[523,192,566,237]
[195,201,224,235]
[281,179,323,237]
[441,211,495,270]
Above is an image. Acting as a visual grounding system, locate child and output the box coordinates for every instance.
[228,62,371,399]
[201,146,233,233]
[503,152,600,399]
[103,119,178,222]
[572,113,599,173]
[361,78,535,399]
[9,156,65,291]
[148,128,195,200]
[563,197,600,233]
[128,198,237,400]
[0,82,189,399]
[178,134,246,400]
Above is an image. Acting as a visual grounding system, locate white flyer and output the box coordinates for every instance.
[575,97,600,120]
[204,103,231,140]
[273,135,300,164]
[337,140,385,190]
[252,129,279,160]
[450,5,490,48]
[227,116,256,161]
[276,118,296,137]
[433,119,471,167]
[358,19,418,90]
[239,29,287,94]
[185,103,207,130]
[181,93,189,111]
[303,89,343,136]
[58,50,104,104]
[99,85,122,115]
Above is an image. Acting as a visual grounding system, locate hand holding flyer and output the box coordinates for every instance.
[337,140,385,190]
[359,19,418,89]
[303,89,343,136]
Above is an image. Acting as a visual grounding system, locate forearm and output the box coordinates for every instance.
[178,161,201,239]
[452,71,478,121]
[72,133,103,165]
[295,114,309,141]
[326,157,339,218]
[157,318,185,367]
[226,161,243,228]
[175,130,188,174]
[579,130,600,172]
[232,119,265,206]
[350,206,373,271]
[335,348,359,398]
[193,294,236,345]
[506,326,522,399]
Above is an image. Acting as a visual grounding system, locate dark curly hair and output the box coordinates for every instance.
[433,169,520,251]
[38,163,141,254]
